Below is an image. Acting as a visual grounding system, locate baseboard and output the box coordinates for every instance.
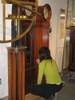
[0,96,8,100]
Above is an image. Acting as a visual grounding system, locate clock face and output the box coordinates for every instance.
[43,4,52,21]
[43,6,49,20]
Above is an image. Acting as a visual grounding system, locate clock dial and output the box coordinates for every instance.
[43,6,49,19]
[43,4,52,21]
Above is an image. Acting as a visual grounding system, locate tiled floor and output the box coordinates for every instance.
[58,82,75,100]
[1,82,75,100]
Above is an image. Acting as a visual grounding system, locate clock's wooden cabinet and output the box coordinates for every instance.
[7,48,25,100]
[11,4,51,93]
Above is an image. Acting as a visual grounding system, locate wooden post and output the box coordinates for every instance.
[7,47,25,100]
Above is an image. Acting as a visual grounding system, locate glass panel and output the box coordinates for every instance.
[25,33,31,63]
[72,43,75,62]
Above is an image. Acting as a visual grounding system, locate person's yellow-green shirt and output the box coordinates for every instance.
[37,59,62,85]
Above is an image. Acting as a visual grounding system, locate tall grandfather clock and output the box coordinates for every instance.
[12,3,52,93]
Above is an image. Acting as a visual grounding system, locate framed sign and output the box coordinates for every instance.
[60,9,66,38]
[66,0,75,27]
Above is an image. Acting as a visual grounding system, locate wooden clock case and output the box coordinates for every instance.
[11,3,52,93]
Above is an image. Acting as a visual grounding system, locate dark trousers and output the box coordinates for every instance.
[30,83,63,99]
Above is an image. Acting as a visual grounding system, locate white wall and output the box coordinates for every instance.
[0,1,11,98]
[0,0,67,98]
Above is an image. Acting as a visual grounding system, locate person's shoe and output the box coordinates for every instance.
[46,95,54,100]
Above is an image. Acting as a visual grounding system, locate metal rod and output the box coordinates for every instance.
[15,47,18,100]
[5,0,36,5]
[35,0,38,11]
[17,6,20,36]
[9,0,41,16]
[5,17,34,21]
[3,1,6,40]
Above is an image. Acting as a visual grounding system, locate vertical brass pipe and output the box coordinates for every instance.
[3,1,6,41]
[62,30,70,70]
[35,0,38,11]
[17,6,20,36]
[33,0,38,23]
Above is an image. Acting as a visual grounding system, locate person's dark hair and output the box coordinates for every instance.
[39,47,52,62]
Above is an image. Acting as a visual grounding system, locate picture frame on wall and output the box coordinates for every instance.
[60,9,66,39]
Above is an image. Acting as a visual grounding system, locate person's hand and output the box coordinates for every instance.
[36,58,40,64]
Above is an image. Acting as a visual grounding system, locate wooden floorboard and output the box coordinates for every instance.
[25,93,45,100]
[0,93,45,100]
